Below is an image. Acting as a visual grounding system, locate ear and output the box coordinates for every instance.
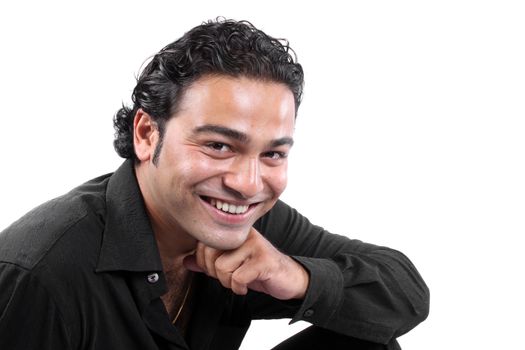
[133,109,159,162]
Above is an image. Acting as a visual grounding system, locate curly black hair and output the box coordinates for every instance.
[113,18,304,162]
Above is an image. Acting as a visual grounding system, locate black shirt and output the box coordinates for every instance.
[0,160,429,349]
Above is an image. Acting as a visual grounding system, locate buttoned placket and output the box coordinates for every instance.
[127,270,190,349]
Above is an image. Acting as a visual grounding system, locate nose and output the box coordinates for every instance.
[223,156,264,199]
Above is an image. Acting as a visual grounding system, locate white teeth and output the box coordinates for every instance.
[206,197,249,215]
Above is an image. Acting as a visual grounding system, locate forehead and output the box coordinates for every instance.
[174,75,296,138]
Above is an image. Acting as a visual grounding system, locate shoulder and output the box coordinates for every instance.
[256,199,319,235]
[0,173,112,270]
[257,199,295,225]
[255,200,316,246]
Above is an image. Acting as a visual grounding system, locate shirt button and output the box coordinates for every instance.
[147,273,159,284]
[303,309,314,318]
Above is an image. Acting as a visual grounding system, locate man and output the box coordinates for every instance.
[0,19,429,349]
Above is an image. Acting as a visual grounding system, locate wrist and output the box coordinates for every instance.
[290,258,310,299]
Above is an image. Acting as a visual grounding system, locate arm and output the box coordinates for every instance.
[250,200,430,344]
[0,263,72,349]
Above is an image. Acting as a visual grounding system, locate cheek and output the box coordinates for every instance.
[175,154,236,192]
[266,167,288,196]
[173,150,225,177]
[191,156,234,178]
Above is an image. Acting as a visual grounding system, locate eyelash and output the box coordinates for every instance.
[263,151,288,160]
[204,142,287,161]
[205,142,231,152]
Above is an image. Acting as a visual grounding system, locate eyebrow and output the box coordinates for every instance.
[270,137,294,148]
[194,124,249,143]
[193,124,294,148]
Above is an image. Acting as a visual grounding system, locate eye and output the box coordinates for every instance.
[263,151,288,160]
[205,142,232,153]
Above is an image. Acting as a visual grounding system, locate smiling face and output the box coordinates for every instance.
[134,75,296,251]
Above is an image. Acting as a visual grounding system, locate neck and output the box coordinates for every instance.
[154,223,197,263]
[135,162,197,262]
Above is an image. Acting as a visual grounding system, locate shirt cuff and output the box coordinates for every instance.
[289,256,344,326]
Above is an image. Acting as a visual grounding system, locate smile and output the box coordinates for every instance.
[207,198,249,215]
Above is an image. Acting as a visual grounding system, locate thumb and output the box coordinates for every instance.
[182,254,204,273]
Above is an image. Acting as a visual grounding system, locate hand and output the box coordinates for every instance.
[183,227,309,300]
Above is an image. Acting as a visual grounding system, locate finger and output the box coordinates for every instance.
[213,248,250,291]
[214,246,251,273]
[230,272,249,295]
[215,270,234,290]
[194,244,220,278]
[231,260,265,295]
[203,246,222,278]
[182,254,204,273]
[195,243,208,274]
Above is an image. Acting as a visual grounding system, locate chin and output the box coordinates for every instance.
[199,227,251,251]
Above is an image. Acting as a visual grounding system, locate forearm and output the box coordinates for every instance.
[291,248,429,344]
[253,200,430,343]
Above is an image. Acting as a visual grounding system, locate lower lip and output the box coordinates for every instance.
[199,197,257,226]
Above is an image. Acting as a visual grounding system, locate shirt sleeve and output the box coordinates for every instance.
[0,262,72,349]
[250,200,430,345]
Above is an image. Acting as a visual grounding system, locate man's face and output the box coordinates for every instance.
[137,75,296,250]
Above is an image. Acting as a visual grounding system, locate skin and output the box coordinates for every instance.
[134,75,309,302]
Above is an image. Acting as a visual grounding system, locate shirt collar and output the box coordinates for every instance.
[96,160,163,273]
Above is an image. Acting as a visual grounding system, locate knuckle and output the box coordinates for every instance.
[231,271,242,285]
[230,276,247,295]
[217,272,232,289]
[214,256,229,272]
[232,283,246,295]
[232,269,250,286]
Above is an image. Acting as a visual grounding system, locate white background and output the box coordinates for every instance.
[1,1,524,349]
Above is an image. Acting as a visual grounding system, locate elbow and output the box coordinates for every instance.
[394,268,430,337]
[416,281,430,323]
[374,248,430,336]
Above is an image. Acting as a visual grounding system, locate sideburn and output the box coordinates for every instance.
[152,120,166,166]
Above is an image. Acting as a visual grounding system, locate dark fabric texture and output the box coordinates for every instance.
[271,326,401,350]
[0,160,429,349]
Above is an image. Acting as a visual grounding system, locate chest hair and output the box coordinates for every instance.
[161,265,192,322]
